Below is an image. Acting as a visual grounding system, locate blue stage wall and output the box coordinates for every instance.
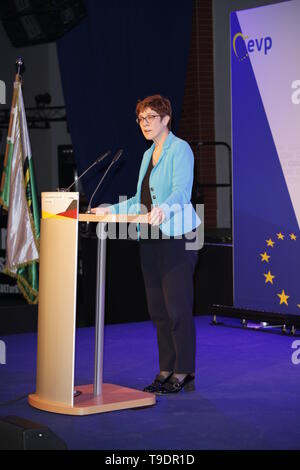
[57,0,193,206]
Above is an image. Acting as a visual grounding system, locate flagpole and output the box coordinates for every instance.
[7,58,23,140]
[15,57,25,78]
[4,58,23,154]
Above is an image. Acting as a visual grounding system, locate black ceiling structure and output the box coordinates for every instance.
[0,0,87,47]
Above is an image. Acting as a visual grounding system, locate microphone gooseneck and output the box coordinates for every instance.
[64,150,111,192]
[87,149,123,213]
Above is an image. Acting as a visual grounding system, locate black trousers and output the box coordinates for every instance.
[139,236,198,374]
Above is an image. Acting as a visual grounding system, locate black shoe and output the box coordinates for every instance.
[143,372,173,393]
[156,374,195,394]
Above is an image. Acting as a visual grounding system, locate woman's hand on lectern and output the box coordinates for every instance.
[148,206,166,226]
[91,206,111,215]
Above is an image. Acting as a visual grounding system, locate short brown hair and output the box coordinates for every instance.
[136,94,172,130]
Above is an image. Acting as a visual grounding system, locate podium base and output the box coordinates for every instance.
[28,383,156,416]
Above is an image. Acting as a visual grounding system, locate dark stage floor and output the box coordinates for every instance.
[0,316,300,450]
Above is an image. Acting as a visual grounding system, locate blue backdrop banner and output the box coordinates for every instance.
[231,0,300,314]
[57,0,193,206]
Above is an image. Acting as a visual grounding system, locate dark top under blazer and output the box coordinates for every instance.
[112,132,201,237]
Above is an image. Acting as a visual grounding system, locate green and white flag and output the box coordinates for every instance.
[0,77,40,304]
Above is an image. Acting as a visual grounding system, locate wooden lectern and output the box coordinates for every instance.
[28,192,156,415]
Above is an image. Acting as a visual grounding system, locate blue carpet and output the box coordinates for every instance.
[0,316,300,450]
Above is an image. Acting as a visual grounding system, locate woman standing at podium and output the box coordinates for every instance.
[92,94,201,394]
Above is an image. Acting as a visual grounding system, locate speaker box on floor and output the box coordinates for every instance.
[0,416,67,450]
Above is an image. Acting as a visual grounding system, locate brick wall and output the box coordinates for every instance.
[177,0,217,228]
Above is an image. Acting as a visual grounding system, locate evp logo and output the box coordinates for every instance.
[0,80,6,104]
[233,32,272,62]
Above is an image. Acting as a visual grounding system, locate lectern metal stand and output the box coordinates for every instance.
[94,222,107,396]
[28,193,155,415]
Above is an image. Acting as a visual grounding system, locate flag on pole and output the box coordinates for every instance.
[0,76,40,304]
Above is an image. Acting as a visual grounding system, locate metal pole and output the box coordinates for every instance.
[94,222,107,396]
[15,57,25,79]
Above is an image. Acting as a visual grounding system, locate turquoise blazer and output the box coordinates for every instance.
[111,132,201,237]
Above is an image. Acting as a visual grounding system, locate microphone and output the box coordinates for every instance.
[86,149,123,213]
[64,150,111,192]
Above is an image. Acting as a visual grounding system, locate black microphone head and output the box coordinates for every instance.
[112,149,123,163]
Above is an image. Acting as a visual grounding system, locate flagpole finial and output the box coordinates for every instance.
[15,57,25,77]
